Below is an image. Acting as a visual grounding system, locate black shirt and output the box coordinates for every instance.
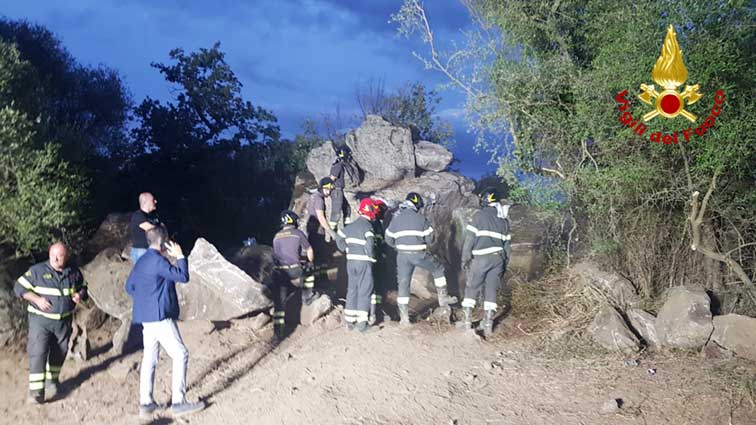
[130,210,159,249]
[330,160,345,188]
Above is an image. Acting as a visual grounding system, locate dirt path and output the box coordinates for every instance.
[0,311,753,425]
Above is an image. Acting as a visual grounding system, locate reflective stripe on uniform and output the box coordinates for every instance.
[355,311,369,323]
[345,238,367,246]
[472,246,504,256]
[17,276,34,290]
[364,231,374,238]
[17,276,77,297]
[370,294,382,304]
[27,305,72,320]
[462,298,476,308]
[337,230,346,238]
[484,301,498,311]
[29,373,45,382]
[45,372,59,380]
[433,276,447,288]
[396,244,427,251]
[385,227,433,239]
[397,296,410,305]
[346,254,376,263]
[467,225,510,241]
[275,264,301,270]
[46,364,62,373]
[344,309,359,323]
[29,381,45,391]
[273,310,285,325]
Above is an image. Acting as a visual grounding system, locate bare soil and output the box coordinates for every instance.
[0,310,754,425]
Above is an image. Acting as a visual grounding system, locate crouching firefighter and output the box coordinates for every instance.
[14,242,87,404]
[272,210,316,339]
[459,188,511,336]
[385,193,457,326]
[335,198,377,332]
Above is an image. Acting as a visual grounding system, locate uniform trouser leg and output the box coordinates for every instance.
[395,254,415,306]
[140,319,188,406]
[46,317,71,387]
[370,263,383,319]
[329,189,344,230]
[412,253,447,289]
[462,257,488,309]
[483,255,505,311]
[353,262,373,324]
[345,262,359,325]
[271,269,291,334]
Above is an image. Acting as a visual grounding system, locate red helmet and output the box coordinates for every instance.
[372,198,387,219]
[358,198,377,220]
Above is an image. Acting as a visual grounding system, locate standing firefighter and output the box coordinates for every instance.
[15,242,87,404]
[385,192,457,325]
[459,188,511,336]
[336,198,377,332]
[305,177,338,283]
[368,198,388,325]
[272,210,316,339]
[328,145,354,231]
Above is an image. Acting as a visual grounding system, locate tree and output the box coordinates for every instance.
[0,41,88,256]
[393,1,756,295]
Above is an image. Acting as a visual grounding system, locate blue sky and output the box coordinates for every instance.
[1,0,497,178]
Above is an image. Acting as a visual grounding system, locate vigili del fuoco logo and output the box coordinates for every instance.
[615,25,726,145]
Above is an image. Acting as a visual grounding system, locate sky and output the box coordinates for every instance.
[1,0,498,178]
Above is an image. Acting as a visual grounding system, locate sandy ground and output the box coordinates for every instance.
[0,310,754,425]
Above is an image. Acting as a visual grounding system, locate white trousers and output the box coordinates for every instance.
[139,319,188,405]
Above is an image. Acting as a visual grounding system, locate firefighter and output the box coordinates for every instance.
[305,177,338,280]
[272,210,316,339]
[14,242,87,404]
[328,145,354,231]
[459,188,511,336]
[385,192,457,325]
[335,198,377,332]
[368,198,388,325]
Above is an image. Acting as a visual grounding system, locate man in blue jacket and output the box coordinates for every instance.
[125,226,204,418]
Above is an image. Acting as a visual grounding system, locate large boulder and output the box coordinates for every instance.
[305,141,361,187]
[80,247,134,354]
[711,314,756,362]
[81,212,132,264]
[627,309,660,350]
[178,238,273,321]
[588,304,640,354]
[571,262,639,309]
[0,254,29,349]
[415,141,453,172]
[345,115,416,183]
[656,286,714,350]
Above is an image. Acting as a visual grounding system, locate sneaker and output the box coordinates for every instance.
[139,402,159,417]
[171,401,206,417]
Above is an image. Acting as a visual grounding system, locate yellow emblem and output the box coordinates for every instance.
[638,25,702,122]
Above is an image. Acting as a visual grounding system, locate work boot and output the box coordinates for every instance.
[27,391,44,405]
[437,286,458,307]
[368,303,378,325]
[355,321,376,334]
[171,401,206,417]
[44,382,62,400]
[398,304,411,326]
[482,309,495,337]
[138,402,160,418]
[456,307,474,331]
[301,288,317,306]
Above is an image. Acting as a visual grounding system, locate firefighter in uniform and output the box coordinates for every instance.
[305,177,338,282]
[336,198,377,332]
[14,242,87,404]
[459,188,511,336]
[328,145,353,231]
[272,210,315,339]
[385,192,457,325]
[368,198,388,325]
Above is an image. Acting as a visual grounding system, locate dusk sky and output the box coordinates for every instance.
[1,0,497,178]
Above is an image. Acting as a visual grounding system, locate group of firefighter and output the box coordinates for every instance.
[271,145,512,337]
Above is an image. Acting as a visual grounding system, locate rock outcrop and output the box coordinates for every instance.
[656,286,713,350]
[345,115,416,183]
[711,314,756,362]
[572,262,639,309]
[588,304,640,354]
[627,309,660,350]
[178,238,273,321]
[415,140,453,172]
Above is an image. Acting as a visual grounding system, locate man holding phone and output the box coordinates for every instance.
[125,226,204,418]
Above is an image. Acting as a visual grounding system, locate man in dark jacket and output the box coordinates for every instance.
[328,145,354,230]
[15,242,87,404]
[125,227,204,418]
[460,188,511,336]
